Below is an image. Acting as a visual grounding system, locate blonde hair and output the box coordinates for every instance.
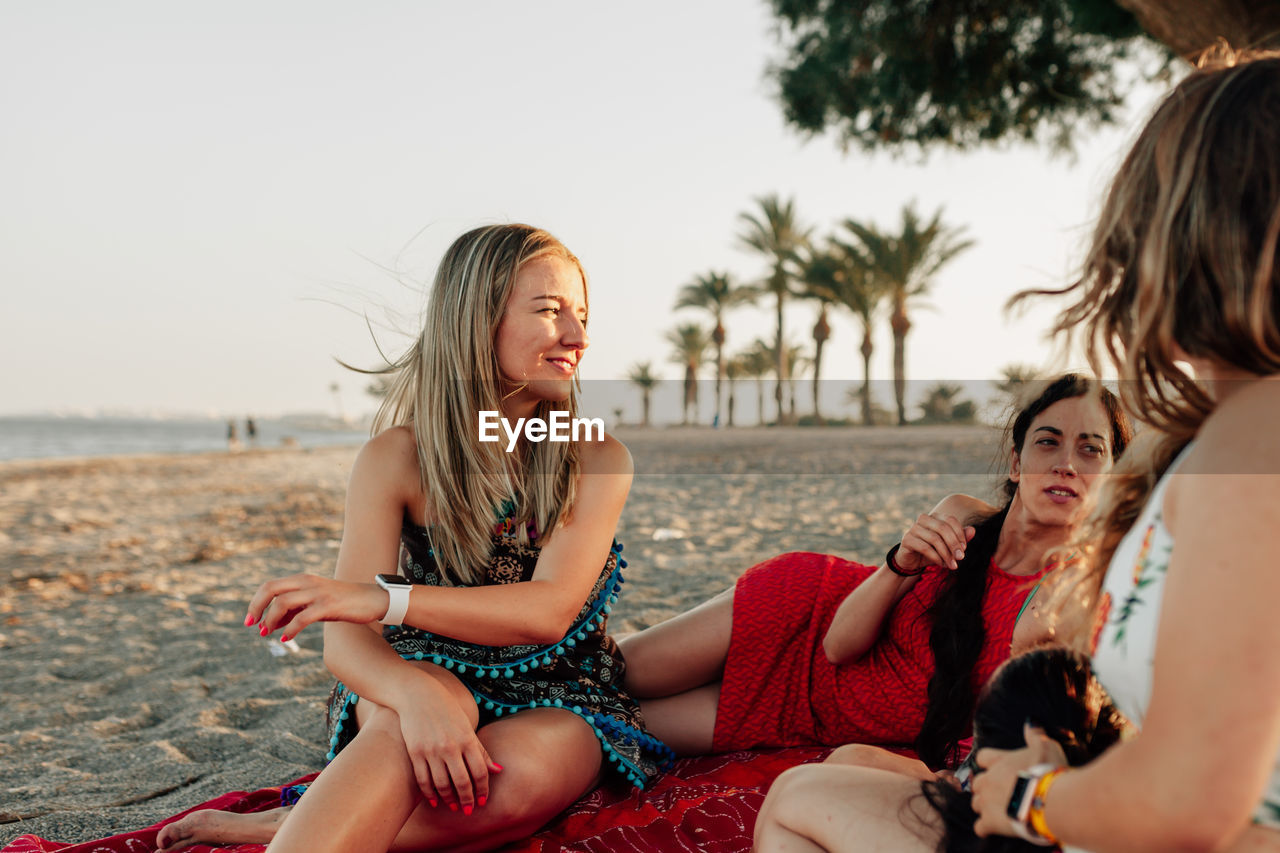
[367,224,587,585]
[1026,48,1280,644]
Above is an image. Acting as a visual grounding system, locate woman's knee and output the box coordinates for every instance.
[480,711,602,822]
[826,743,881,767]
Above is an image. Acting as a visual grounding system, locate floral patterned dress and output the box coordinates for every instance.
[1088,444,1280,838]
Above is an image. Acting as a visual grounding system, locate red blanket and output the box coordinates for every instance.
[1,748,830,853]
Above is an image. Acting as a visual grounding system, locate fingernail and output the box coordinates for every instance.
[449,803,458,812]
[493,763,504,772]
[478,796,487,807]
[463,804,473,816]
[259,626,268,637]
[428,798,437,808]
[244,615,256,627]
[280,635,290,644]
[955,549,964,559]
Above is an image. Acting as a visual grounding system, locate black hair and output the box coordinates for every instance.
[921,646,1128,852]
[913,374,1132,769]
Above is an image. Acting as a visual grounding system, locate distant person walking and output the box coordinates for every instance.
[226,419,240,452]
[246,417,258,447]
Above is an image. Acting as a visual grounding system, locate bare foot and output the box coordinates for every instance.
[155,806,290,852]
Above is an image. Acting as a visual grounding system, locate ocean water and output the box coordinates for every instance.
[0,416,369,462]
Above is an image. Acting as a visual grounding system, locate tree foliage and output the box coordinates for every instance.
[765,0,1167,153]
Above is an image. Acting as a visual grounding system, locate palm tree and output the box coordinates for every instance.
[723,355,742,427]
[930,383,976,422]
[828,238,887,426]
[739,341,774,426]
[737,194,811,424]
[665,324,709,426]
[919,382,968,423]
[674,271,755,428]
[843,203,975,426]
[626,362,659,427]
[795,245,844,424]
[994,364,1042,408]
[757,338,808,423]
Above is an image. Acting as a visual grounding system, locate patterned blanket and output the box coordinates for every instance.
[1,747,830,853]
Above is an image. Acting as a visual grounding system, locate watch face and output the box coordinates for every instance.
[376,573,412,587]
[1007,775,1033,821]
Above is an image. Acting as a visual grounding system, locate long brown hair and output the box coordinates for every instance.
[1021,49,1280,638]
[915,374,1130,768]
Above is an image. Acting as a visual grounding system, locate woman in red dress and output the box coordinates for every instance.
[619,374,1131,769]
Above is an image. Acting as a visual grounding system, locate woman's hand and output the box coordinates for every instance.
[394,681,503,813]
[970,724,1068,839]
[245,573,387,641]
[897,512,976,572]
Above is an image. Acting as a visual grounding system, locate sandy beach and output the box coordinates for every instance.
[0,425,1001,845]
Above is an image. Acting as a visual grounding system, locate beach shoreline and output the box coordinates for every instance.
[0,426,1000,845]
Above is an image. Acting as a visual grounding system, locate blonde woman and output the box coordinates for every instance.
[156,224,671,853]
[755,49,1280,853]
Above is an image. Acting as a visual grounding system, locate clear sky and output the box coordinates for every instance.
[1,1,1174,420]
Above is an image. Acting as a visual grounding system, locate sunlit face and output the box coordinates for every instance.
[494,254,589,415]
[1010,395,1115,526]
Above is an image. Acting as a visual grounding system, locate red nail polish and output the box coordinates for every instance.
[244,615,256,627]
[493,763,504,772]
[280,635,290,644]
[464,804,473,816]
[478,796,487,807]
[449,803,458,812]
[428,798,437,808]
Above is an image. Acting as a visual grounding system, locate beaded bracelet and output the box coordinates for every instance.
[886,543,926,577]
[1027,766,1066,846]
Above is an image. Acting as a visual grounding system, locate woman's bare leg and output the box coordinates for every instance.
[617,586,734,698]
[636,683,720,756]
[389,708,603,853]
[262,704,603,853]
[158,659,604,853]
[156,807,289,851]
[755,764,941,853]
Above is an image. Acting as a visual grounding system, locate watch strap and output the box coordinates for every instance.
[1007,763,1061,847]
[375,576,411,625]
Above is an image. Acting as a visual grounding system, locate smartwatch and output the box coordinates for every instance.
[1005,763,1059,846]
[375,573,412,626]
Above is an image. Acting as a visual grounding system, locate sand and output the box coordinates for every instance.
[0,425,1000,845]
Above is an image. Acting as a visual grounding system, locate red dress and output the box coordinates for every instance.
[712,552,1044,753]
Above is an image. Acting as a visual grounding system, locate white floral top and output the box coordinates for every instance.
[1091,444,1280,831]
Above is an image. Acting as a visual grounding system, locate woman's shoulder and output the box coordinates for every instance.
[578,431,634,477]
[350,426,426,511]
[358,425,419,466]
[1186,377,1280,474]
[1167,377,1280,533]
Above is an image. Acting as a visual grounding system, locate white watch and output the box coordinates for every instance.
[375,573,412,625]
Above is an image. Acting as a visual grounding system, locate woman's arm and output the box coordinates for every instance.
[974,385,1280,851]
[822,493,987,664]
[261,429,498,809]
[385,434,633,645]
[250,430,633,648]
